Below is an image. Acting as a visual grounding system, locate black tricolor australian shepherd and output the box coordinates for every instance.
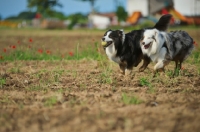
[140,28,194,75]
[101,14,172,75]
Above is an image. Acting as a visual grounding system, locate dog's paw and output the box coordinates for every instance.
[119,70,125,75]
[125,69,132,76]
[139,67,145,72]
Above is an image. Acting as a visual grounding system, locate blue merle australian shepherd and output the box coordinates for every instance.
[140,28,194,75]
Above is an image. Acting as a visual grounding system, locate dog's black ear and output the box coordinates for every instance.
[154,14,172,31]
[104,29,112,36]
[117,29,124,37]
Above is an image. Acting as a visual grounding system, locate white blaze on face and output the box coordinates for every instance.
[103,31,112,42]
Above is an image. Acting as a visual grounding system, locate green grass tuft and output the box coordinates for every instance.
[44,96,58,107]
[121,93,142,105]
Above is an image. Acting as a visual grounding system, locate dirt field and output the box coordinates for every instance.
[0,29,200,132]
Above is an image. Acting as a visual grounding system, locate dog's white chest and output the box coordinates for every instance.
[148,47,167,63]
[149,54,158,62]
[105,44,121,64]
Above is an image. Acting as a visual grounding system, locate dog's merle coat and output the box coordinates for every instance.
[101,14,172,75]
[140,29,194,74]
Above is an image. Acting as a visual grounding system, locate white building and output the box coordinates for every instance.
[88,13,118,29]
[127,0,149,16]
[174,0,200,16]
[127,0,200,17]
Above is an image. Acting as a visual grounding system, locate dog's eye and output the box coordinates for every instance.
[141,36,144,41]
[109,35,112,38]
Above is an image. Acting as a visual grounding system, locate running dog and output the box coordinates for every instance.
[140,28,194,75]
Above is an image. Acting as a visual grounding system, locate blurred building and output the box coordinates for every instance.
[127,0,174,17]
[88,13,118,29]
[127,0,200,17]
[174,0,200,16]
[127,0,200,25]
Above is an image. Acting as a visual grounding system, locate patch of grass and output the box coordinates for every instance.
[198,67,200,75]
[27,83,49,93]
[139,77,151,86]
[52,69,65,82]
[1,49,61,61]
[0,41,105,61]
[64,42,104,61]
[191,51,200,64]
[81,42,104,61]
[79,83,87,91]
[0,95,10,104]
[0,78,6,88]
[57,88,65,93]
[166,70,174,77]
[10,67,21,74]
[174,69,180,76]
[98,67,113,84]
[71,70,78,79]
[44,96,57,107]
[139,77,155,93]
[121,93,142,105]
[27,85,42,91]
[166,69,180,77]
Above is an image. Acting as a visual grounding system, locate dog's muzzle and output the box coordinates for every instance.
[101,41,113,48]
[142,42,152,49]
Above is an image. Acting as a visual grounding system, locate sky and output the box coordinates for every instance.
[0,0,126,19]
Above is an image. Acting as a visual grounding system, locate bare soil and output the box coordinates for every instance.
[0,29,200,132]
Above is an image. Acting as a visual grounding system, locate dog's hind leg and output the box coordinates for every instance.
[173,60,182,76]
[179,61,183,70]
[175,61,178,70]
[173,61,178,77]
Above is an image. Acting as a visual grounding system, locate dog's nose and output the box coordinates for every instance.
[142,42,145,45]
[102,38,105,41]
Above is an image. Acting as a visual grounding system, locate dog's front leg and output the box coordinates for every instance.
[119,63,126,75]
[139,57,151,72]
[154,61,164,71]
[153,61,167,77]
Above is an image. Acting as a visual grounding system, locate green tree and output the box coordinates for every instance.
[51,11,66,20]
[116,6,128,22]
[27,0,62,17]
[5,11,36,20]
[67,13,87,29]
[18,11,36,19]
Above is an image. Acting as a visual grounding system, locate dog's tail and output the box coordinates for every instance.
[154,14,172,31]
